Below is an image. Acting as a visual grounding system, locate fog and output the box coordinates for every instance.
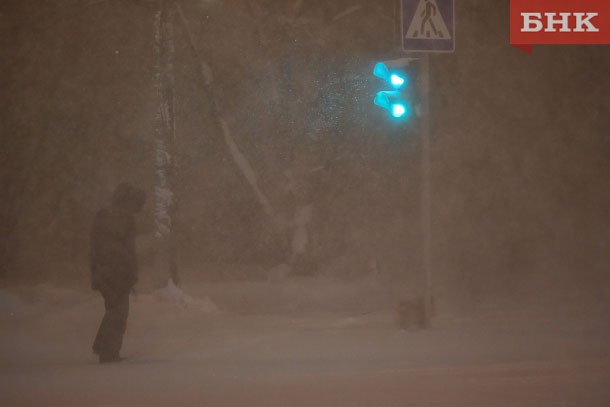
[1,0,609,405]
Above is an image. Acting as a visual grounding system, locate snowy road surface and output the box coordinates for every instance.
[1,284,609,406]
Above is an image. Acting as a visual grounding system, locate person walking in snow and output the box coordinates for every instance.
[90,183,146,363]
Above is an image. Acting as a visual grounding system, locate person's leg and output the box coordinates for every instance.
[97,291,130,363]
[93,292,111,355]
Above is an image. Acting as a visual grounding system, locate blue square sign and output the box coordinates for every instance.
[402,0,455,52]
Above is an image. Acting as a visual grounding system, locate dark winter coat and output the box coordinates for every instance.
[90,184,145,294]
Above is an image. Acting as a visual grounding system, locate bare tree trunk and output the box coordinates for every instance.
[153,0,179,286]
[176,4,275,220]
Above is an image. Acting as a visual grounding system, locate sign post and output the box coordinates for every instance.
[401,0,454,328]
[419,54,433,328]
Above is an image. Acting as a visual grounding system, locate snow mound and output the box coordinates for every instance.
[266,263,292,282]
[154,279,219,313]
[0,290,26,320]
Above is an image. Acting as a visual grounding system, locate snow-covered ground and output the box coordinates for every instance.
[1,280,609,406]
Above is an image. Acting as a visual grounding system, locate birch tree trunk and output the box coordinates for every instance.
[177,4,276,221]
[153,0,179,286]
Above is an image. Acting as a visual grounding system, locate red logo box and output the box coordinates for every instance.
[510,0,610,53]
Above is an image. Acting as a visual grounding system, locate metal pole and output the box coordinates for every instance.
[420,54,433,327]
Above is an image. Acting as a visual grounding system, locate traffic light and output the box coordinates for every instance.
[372,58,416,120]
[374,91,410,119]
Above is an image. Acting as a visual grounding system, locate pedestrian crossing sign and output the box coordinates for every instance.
[402,0,455,52]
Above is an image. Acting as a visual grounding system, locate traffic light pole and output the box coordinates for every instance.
[373,54,433,326]
[420,54,433,328]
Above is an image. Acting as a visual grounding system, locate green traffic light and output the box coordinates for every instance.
[390,74,406,88]
[374,91,410,120]
[392,104,407,118]
[373,61,411,119]
[374,62,407,90]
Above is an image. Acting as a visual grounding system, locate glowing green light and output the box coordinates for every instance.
[392,104,406,118]
[390,74,405,88]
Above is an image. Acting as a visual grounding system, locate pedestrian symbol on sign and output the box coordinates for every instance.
[405,0,452,40]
